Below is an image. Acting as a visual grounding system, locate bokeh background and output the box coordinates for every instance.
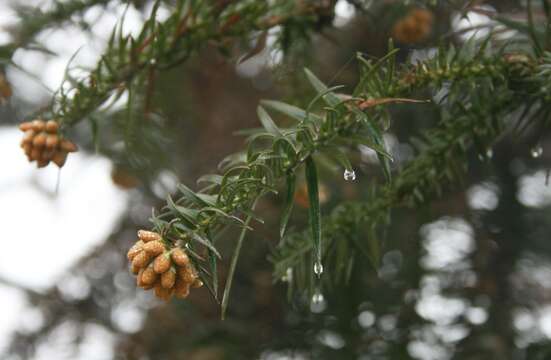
[2,0,551,359]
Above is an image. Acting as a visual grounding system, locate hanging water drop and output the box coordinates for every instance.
[479,148,493,161]
[310,291,326,313]
[313,261,324,277]
[281,267,293,282]
[312,292,324,305]
[343,169,356,181]
[531,145,543,158]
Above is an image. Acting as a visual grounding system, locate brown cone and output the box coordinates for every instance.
[32,133,47,148]
[127,241,144,261]
[154,283,173,301]
[161,270,176,289]
[137,230,161,243]
[153,253,171,274]
[177,266,196,284]
[171,248,189,266]
[174,280,190,299]
[136,269,145,286]
[131,251,151,269]
[22,130,35,144]
[45,120,59,134]
[19,122,32,131]
[52,151,68,168]
[141,282,155,290]
[21,143,32,156]
[37,159,49,168]
[41,149,55,161]
[45,134,59,149]
[143,240,165,256]
[131,262,141,275]
[60,139,78,152]
[30,148,41,161]
[141,266,158,286]
[31,120,45,132]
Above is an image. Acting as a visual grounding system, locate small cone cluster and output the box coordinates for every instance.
[392,8,434,44]
[127,230,203,301]
[18,120,78,168]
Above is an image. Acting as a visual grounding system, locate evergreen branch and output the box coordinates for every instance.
[37,0,333,128]
[271,49,551,290]
[272,95,510,285]
[148,66,396,296]
[145,38,549,304]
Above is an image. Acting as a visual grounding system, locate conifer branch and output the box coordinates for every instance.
[0,0,112,59]
[144,38,549,302]
[31,0,333,128]
[272,49,551,291]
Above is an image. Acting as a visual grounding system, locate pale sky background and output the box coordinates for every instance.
[0,1,550,359]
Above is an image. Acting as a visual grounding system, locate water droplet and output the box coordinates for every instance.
[313,261,324,277]
[343,169,356,181]
[281,267,293,282]
[312,292,324,304]
[310,291,326,313]
[478,148,493,161]
[531,145,543,158]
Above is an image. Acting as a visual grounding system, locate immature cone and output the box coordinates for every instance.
[32,133,47,147]
[154,283,173,301]
[45,120,58,133]
[60,139,78,153]
[174,280,190,299]
[17,119,77,168]
[45,134,59,149]
[178,266,196,284]
[171,248,189,266]
[22,130,35,143]
[137,230,162,242]
[132,251,150,269]
[131,262,141,275]
[140,266,158,286]
[126,229,203,301]
[153,253,172,274]
[161,270,176,289]
[21,143,32,156]
[143,241,165,256]
[136,269,145,286]
[127,240,144,261]
[31,120,45,132]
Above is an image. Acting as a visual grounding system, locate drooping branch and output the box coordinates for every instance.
[39,0,334,128]
[0,0,113,59]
